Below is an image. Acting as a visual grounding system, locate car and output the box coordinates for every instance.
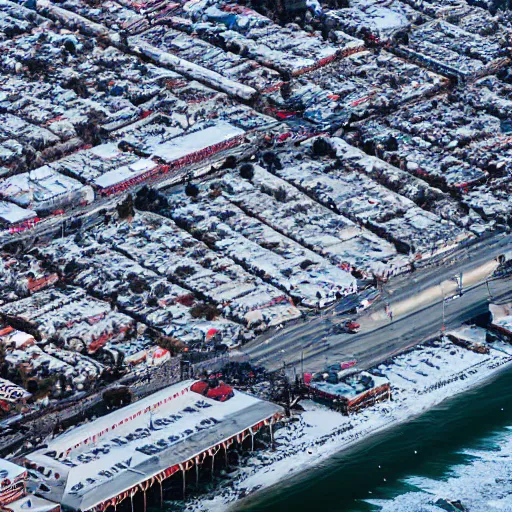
[330,320,360,334]
[344,320,360,333]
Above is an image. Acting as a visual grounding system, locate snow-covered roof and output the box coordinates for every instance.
[94,212,301,328]
[93,158,158,189]
[0,459,26,484]
[149,121,245,162]
[0,378,31,405]
[26,379,282,511]
[0,201,37,226]
[490,303,512,335]
[2,494,60,512]
[0,329,35,349]
[398,19,507,80]
[0,167,93,212]
[169,188,358,306]
[325,5,410,40]
[310,372,389,400]
[0,287,134,350]
[447,325,487,345]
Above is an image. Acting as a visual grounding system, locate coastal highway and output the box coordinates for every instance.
[2,156,511,376]
[239,233,512,373]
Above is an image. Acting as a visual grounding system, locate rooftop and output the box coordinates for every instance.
[309,371,389,400]
[26,379,282,511]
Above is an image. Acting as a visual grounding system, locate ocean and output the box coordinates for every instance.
[235,368,512,512]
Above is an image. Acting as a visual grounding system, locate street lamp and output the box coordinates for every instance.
[485,278,493,302]
[440,281,446,333]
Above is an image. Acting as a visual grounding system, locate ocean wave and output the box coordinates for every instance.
[366,428,512,512]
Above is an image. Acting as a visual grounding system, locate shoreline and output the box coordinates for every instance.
[183,340,512,512]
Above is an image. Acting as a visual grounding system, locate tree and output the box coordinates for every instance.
[190,302,221,321]
[262,151,276,169]
[0,343,7,379]
[363,140,376,156]
[129,275,149,294]
[280,82,292,101]
[147,295,158,307]
[63,38,76,55]
[384,135,398,152]
[59,373,68,395]
[300,259,314,270]
[35,375,58,399]
[69,217,83,232]
[118,140,134,152]
[208,187,222,199]
[23,56,51,77]
[80,110,105,146]
[64,76,89,98]
[155,335,184,356]
[175,265,197,278]
[134,185,150,210]
[26,379,39,395]
[117,194,135,220]
[240,163,255,180]
[103,387,132,409]
[135,186,166,213]
[274,186,287,202]
[312,138,334,157]
[222,155,237,169]
[185,182,199,197]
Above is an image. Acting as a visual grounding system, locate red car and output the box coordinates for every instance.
[344,321,360,333]
[331,320,361,335]
[341,360,357,370]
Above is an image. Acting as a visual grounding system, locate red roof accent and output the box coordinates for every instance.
[153,347,169,359]
[190,381,209,396]
[0,326,14,337]
[206,384,234,402]
[206,328,219,340]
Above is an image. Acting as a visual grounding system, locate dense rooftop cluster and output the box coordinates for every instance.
[0,0,512,415]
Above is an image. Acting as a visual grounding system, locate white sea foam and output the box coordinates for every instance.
[367,429,512,511]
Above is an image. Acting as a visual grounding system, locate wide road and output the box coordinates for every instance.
[239,233,512,373]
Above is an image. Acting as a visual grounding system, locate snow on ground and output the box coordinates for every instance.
[367,427,512,512]
[184,340,512,511]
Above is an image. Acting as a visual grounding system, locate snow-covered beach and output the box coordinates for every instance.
[183,338,512,511]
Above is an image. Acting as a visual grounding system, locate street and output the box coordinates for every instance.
[239,233,512,373]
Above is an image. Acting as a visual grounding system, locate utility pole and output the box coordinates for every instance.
[454,271,463,295]
[442,296,446,333]
[440,282,446,333]
[486,278,493,302]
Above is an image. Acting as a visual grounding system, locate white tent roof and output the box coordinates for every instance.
[3,494,60,512]
[150,121,244,162]
[26,379,282,511]
[0,459,26,484]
